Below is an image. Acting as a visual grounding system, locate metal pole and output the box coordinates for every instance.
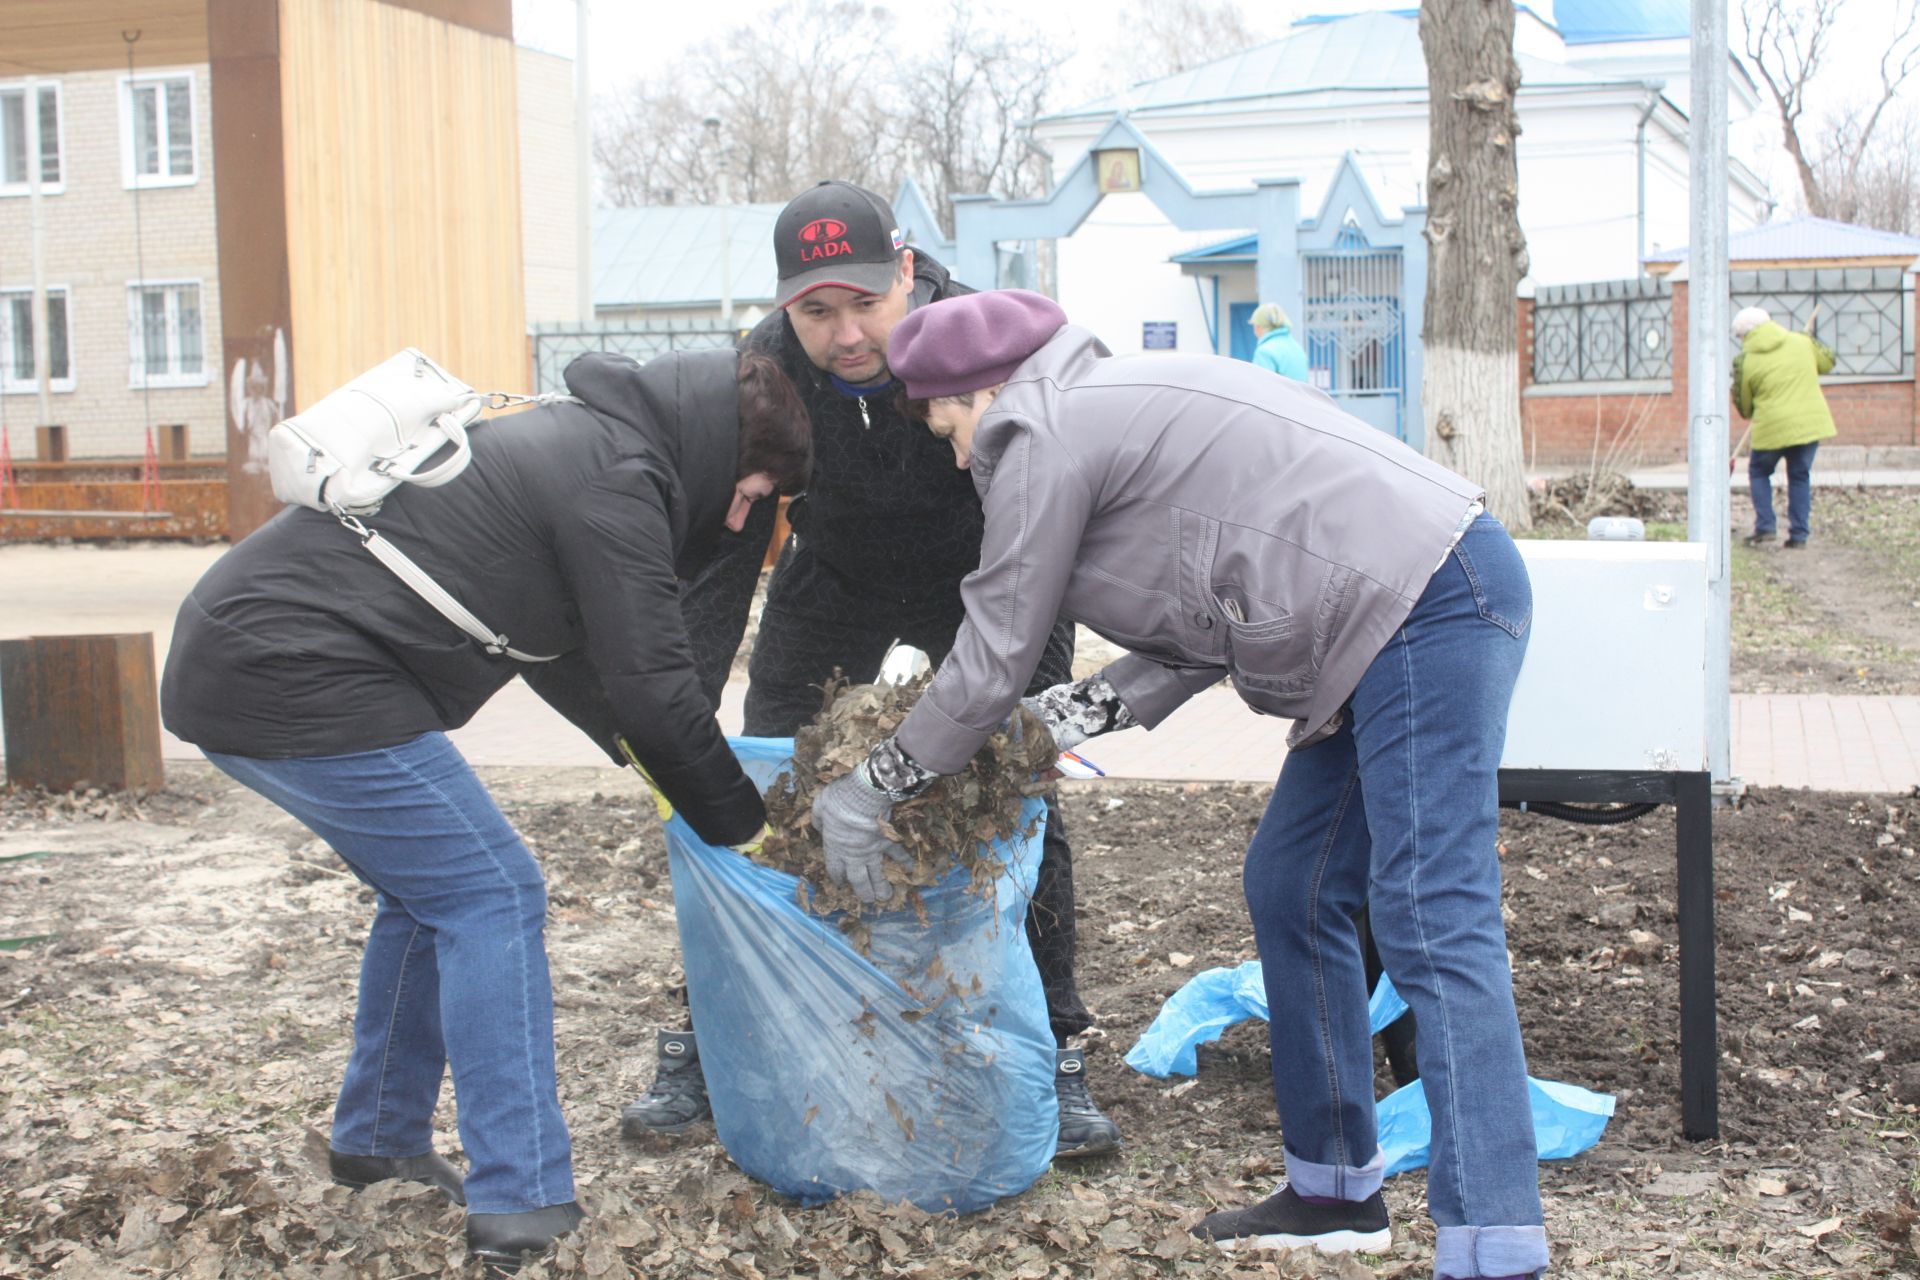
[1686,0,1731,786]
[26,77,52,429]
[575,0,594,324]
[718,171,734,334]
[704,115,733,334]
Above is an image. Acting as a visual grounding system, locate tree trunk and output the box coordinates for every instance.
[1418,0,1532,529]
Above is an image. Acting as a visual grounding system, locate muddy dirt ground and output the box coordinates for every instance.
[3,768,1917,1279]
[4,484,1920,1278]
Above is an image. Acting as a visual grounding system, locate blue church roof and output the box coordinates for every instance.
[1545,0,1691,44]
[1292,1,1689,45]
[1645,216,1920,265]
[1171,234,1258,265]
[1045,10,1624,121]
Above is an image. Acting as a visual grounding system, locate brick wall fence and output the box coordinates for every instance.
[1521,279,1919,467]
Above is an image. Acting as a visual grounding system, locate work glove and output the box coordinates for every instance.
[1020,671,1133,754]
[1020,694,1087,753]
[810,764,912,904]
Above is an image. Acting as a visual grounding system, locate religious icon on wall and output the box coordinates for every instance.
[1095,148,1141,194]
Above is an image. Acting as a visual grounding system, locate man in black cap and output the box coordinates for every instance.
[620,181,1121,1160]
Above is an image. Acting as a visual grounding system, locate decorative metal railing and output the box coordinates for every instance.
[1530,267,1913,384]
[1530,277,1672,384]
[530,321,735,394]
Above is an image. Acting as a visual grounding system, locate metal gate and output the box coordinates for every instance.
[1302,225,1406,439]
[529,322,734,394]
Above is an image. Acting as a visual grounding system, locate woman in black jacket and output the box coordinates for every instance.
[161,348,807,1270]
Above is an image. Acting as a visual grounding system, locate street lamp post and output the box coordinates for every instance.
[704,116,734,335]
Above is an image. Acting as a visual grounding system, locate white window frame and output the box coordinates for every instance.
[0,284,76,394]
[118,70,198,189]
[127,279,209,389]
[0,79,66,197]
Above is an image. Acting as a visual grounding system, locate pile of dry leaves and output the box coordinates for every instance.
[1528,471,1684,528]
[750,674,1058,921]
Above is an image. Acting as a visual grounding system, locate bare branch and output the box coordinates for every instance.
[1104,0,1267,85]
[1741,0,1849,215]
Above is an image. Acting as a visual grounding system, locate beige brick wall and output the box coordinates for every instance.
[0,65,226,461]
[517,47,582,326]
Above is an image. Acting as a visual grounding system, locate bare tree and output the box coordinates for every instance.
[1417,0,1532,528]
[594,0,903,209]
[1743,0,1920,219]
[892,1,1069,232]
[694,0,903,202]
[594,0,1071,235]
[1813,99,1920,231]
[593,72,725,207]
[1103,0,1267,85]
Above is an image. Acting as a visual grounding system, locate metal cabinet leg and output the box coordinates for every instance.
[1675,771,1718,1139]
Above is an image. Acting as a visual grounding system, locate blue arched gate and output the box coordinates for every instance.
[1302,222,1406,440]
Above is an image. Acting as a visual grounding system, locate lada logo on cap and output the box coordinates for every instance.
[799,218,848,242]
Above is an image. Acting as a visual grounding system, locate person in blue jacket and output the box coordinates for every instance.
[1250,303,1309,381]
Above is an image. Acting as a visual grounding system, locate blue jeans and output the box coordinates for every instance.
[205,732,574,1214]
[1243,515,1545,1280]
[1748,441,1818,542]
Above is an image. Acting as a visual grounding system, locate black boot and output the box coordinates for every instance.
[1053,1049,1121,1158]
[328,1148,466,1205]
[466,1200,585,1274]
[620,1030,711,1136]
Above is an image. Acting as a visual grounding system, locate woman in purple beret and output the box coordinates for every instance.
[810,289,1544,1280]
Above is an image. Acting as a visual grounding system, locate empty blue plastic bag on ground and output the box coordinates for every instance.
[1124,959,1406,1078]
[1376,1075,1614,1175]
[664,737,1057,1213]
[1125,961,1612,1169]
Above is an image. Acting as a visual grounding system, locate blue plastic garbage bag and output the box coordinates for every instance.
[1125,962,1612,1172]
[664,738,1057,1213]
[1124,960,1407,1079]
[1378,1076,1615,1175]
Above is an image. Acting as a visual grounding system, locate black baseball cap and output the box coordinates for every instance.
[773,180,907,308]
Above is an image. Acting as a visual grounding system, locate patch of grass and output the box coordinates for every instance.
[1822,490,1920,599]
[1728,541,1903,667]
[1511,520,1688,543]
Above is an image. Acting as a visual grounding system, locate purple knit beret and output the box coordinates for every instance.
[887,289,1070,399]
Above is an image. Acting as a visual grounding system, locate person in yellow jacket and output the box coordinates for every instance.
[1733,305,1836,549]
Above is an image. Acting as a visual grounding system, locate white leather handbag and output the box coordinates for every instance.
[266,348,580,662]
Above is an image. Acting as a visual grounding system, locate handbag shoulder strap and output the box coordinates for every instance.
[335,513,558,663]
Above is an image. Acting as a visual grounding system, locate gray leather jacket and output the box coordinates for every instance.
[894,325,1484,774]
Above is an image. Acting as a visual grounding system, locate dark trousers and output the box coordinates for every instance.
[745,542,1092,1044]
[1748,441,1819,542]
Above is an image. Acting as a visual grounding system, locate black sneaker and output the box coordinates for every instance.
[620,1030,711,1136]
[1741,532,1776,547]
[1784,538,1807,549]
[1053,1049,1121,1158]
[1191,1185,1392,1255]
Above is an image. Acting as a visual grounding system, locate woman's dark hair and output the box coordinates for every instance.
[894,387,977,425]
[736,348,811,494]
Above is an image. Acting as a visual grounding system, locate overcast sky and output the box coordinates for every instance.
[512,0,1274,108]
[515,0,1917,207]
[517,0,1912,111]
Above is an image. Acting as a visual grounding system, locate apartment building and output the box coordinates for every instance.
[1,64,224,462]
